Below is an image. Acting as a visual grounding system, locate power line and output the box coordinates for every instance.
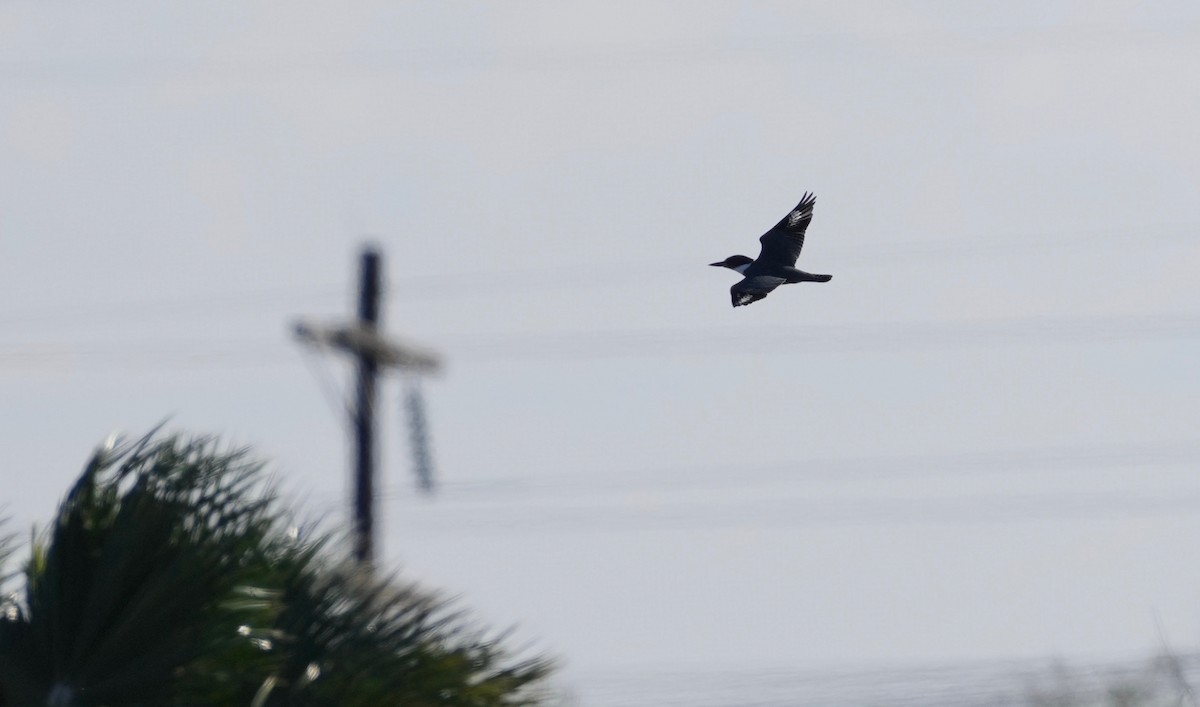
[0,283,345,328]
[2,20,1197,85]
[376,438,1200,500]
[324,495,1200,535]
[371,489,1200,537]
[290,438,1200,534]
[0,224,1195,329]
[1,312,1197,372]
[440,313,1200,363]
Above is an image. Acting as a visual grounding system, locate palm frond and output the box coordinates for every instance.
[182,530,554,706]
[0,430,555,707]
[0,514,16,593]
[2,432,281,706]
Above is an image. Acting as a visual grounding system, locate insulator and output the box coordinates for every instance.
[403,377,435,493]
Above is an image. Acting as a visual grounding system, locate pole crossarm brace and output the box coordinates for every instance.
[294,319,444,374]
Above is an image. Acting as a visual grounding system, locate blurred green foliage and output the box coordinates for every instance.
[0,432,552,706]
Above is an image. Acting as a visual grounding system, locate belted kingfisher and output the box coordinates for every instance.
[710,192,832,307]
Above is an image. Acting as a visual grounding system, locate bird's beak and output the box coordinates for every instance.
[709,261,725,267]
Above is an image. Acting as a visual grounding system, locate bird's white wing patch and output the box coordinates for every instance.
[787,207,811,227]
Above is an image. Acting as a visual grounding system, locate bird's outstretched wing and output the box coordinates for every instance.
[757,192,816,267]
[730,275,784,307]
[731,286,766,307]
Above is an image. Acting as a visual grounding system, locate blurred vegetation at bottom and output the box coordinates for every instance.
[0,431,553,707]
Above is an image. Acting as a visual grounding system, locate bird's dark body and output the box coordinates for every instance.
[709,192,831,307]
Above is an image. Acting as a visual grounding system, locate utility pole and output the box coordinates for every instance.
[352,248,381,565]
[294,245,443,567]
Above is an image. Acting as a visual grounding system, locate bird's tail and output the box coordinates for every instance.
[788,271,832,283]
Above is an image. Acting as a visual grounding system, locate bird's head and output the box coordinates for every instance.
[709,255,754,272]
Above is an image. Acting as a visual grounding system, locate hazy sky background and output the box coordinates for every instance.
[3,0,1200,696]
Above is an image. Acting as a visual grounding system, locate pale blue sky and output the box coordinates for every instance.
[3,0,1200,693]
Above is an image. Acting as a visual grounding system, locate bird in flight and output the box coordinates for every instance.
[710,192,832,307]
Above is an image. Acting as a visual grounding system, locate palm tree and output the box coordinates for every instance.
[0,516,14,590]
[0,432,553,706]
